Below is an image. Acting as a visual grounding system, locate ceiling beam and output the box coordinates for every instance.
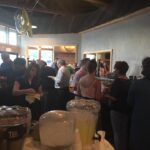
[37,1,48,9]
[84,0,108,7]
[0,3,66,15]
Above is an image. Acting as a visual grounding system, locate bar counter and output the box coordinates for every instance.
[23,138,40,150]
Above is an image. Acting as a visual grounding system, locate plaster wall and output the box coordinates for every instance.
[80,10,150,76]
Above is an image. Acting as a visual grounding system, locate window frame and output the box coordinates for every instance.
[0,25,7,44]
[8,28,18,45]
[27,48,40,61]
[40,49,53,66]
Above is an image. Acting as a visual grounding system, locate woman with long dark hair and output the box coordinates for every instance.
[13,62,42,120]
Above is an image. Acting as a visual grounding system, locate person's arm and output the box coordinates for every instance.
[71,73,79,91]
[13,81,36,96]
[55,68,63,85]
[104,95,117,101]
[77,81,81,96]
[127,82,136,107]
[38,85,43,96]
[95,80,102,101]
[49,76,55,80]
[106,78,119,101]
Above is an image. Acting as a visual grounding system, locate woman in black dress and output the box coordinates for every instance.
[109,61,131,150]
[13,62,42,120]
[127,57,150,150]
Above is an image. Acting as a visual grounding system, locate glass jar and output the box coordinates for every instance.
[66,99,100,148]
[0,105,31,150]
[39,110,75,150]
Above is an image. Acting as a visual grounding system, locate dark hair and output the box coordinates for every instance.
[115,61,129,75]
[40,66,56,77]
[57,59,66,66]
[25,62,40,79]
[80,58,90,67]
[87,59,97,74]
[14,58,26,66]
[100,62,104,68]
[141,57,150,78]
[114,61,122,70]
[1,52,9,59]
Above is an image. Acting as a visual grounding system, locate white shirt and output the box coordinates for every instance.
[55,66,70,89]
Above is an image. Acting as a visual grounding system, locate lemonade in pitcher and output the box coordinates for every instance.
[74,111,98,145]
[66,99,100,148]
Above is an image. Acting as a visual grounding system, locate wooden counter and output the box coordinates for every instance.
[23,138,41,150]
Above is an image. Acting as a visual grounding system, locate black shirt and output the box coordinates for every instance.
[14,76,40,106]
[110,77,131,113]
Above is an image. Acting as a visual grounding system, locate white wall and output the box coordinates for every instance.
[80,10,150,76]
[20,9,150,76]
[21,33,81,62]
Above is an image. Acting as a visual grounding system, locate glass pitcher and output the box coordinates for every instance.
[39,110,75,150]
[0,106,31,150]
[66,99,100,148]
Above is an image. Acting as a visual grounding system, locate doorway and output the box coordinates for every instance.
[54,45,77,66]
[83,49,113,72]
[26,45,77,67]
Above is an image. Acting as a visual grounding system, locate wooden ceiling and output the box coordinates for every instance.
[0,0,112,15]
[0,0,149,34]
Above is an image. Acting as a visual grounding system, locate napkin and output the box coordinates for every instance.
[25,93,40,104]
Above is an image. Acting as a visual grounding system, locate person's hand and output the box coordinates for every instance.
[102,87,110,95]
[48,76,55,80]
[26,88,36,94]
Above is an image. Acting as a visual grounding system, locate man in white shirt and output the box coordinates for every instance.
[55,59,70,89]
[50,59,72,110]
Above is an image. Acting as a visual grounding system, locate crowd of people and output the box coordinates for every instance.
[0,51,150,150]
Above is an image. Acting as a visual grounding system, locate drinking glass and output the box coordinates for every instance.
[66,99,100,148]
[39,110,75,150]
[0,106,31,150]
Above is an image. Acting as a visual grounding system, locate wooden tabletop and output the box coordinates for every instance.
[23,138,41,150]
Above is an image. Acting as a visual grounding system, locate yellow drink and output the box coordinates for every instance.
[66,99,100,148]
[74,111,97,146]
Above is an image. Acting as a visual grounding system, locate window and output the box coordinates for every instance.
[83,49,113,71]
[0,26,6,43]
[41,50,53,66]
[0,25,18,45]
[9,54,18,61]
[9,29,17,45]
[28,49,39,61]
[86,54,96,60]
[0,53,2,65]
